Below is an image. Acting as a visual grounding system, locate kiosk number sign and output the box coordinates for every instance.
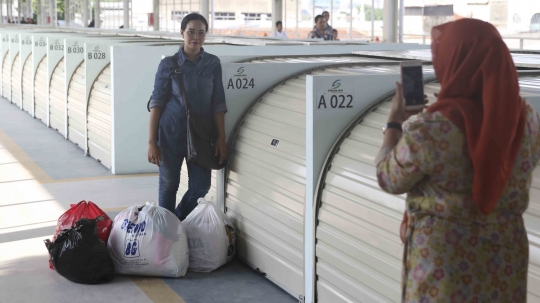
[88,46,106,60]
[226,66,254,90]
[316,78,354,110]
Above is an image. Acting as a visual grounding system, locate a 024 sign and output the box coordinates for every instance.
[317,79,354,109]
[226,66,254,90]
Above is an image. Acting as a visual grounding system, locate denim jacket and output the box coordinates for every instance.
[150,48,227,153]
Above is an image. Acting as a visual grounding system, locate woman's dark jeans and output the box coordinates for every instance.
[158,148,211,221]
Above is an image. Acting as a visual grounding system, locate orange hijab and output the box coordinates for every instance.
[426,19,527,215]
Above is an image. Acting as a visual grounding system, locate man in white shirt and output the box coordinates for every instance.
[274,21,287,38]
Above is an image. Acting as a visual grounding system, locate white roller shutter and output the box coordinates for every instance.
[67,61,86,148]
[87,65,111,169]
[11,53,21,105]
[34,55,48,123]
[49,58,66,135]
[225,63,409,298]
[21,54,33,113]
[315,79,540,302]
[2,51,9,99]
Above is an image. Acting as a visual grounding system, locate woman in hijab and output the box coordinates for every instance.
[375,19,540,302]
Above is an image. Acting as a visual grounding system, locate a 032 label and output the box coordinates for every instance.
[226,66,254,90]
[316,78,354,110]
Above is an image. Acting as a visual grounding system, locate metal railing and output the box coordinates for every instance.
[402,34,540,50]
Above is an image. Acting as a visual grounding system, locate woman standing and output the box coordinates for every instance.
[148,13,228,221]
[376,19,540,302]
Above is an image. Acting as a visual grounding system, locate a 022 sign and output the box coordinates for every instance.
[227,66,254,90]
[317,79,354,109]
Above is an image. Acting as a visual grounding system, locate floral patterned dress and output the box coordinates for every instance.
[376,103,540,303]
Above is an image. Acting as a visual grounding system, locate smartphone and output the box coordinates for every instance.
[400,61,424,111]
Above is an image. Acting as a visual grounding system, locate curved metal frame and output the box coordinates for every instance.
[235,53,405,64]
[224,61,403,194]
[311,70,540,301]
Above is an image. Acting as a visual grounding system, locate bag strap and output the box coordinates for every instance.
[170,53,190,115]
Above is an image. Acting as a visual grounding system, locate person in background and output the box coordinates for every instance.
[274,21,287,38]
[148,13,228,221]
[375,19,540,302]
[321,11,334,38]
[308,15,333,40]
[333,29,339,41]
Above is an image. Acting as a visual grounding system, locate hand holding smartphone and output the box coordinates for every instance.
[400,60,424,111]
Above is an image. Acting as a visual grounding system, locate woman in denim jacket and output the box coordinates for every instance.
[147,13,228,220]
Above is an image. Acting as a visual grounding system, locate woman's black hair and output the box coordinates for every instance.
[181,13,209,32]
[315,15,324,23]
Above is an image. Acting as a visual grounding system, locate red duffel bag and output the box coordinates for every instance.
[49,201,112,269]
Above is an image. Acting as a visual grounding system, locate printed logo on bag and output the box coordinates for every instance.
[121,219,147,233]
[121,219,146,259]
[188,238,204,249]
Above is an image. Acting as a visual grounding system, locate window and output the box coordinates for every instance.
[423,5,453,17]
[531,13,540,32]
[214,12,235,20]
[405,7,423,16]
[242,13,272,21]
[171,11,199,21]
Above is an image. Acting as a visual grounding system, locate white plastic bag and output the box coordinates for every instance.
[182,198,237,272]
[107,202,189,277]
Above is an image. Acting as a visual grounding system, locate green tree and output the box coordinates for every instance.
[31,0,65,22]
[357,4,383,21]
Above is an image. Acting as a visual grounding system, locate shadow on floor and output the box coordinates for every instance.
[163,259,298,303]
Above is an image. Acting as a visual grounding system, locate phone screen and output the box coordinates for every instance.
[402,65,424,106]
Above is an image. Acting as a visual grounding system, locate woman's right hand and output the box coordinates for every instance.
[148,142,161,167]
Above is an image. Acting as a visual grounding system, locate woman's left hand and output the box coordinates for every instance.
[215,136,228,164]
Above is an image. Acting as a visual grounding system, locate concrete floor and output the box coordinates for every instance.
[0,99,297,303]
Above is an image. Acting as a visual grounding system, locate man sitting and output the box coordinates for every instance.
[307,15,333,40]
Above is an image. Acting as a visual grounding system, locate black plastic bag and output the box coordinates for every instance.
[44,217,115,284]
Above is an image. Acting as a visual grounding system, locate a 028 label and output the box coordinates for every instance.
[226,66,254,90]
[316,79,354,110]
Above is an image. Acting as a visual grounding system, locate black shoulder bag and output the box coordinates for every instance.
[172,58,227,170]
